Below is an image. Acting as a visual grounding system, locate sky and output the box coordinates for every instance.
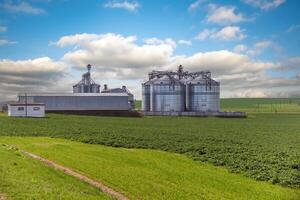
[0,0,299,100]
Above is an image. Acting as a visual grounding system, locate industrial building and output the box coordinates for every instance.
[17,64,134,112]
[142,65,220,114]
[18,93,131,111]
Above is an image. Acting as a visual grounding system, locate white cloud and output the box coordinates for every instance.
[212,26,246,40]
[168,50,277,75]
[280,56,300,71]
[0,26,7,33]
[178,40,192,45]
[0,57,68,101]
[0,1,45,15]
[247,40,273,56]
[234,44,248,53]
[0,39,17,46]
[166,50,300,97]
[0,57,66,78]
[243,0,285,10]
[188,0,206,11]
[52,33,101,47]
[287,24,300,33]
[254,40,272,49]
[0,31,297,99]
[196,26,246,41]
[206,4,250,25]
[144,37,177,48]
[195,28,217,40]
[53,33,174,80]
[55,33,272,79]
[104,1,139,12]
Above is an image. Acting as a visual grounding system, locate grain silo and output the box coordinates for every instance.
[188,72,220,112]
[73,64,100,93]
[142,65,221,115]
[142,67,186,112]
[150,75,185,112]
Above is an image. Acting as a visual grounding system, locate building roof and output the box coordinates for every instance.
[102,88,125,93]
[101,88,133,96]
[9,103,45,106]
[0,101,18,105]
[144,65,219,86]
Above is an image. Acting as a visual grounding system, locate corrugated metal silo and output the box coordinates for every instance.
[150,75,185,112]
[142,83,150,111]
[189,76,220,112]
[142,66,220,114]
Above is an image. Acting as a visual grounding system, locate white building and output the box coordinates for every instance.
[8,103,45,117]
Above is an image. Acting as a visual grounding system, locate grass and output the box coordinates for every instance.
[134,100,141,110]
[0,143,112,200]
[1,137,299,200]
[0,112,299,188]
[221,98,300,113]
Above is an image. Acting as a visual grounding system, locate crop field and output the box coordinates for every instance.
[0,98,299,199]
[1,137,299,200]
[0,113,299,189]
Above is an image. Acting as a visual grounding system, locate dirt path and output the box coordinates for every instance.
[0,195,7,200]
[21,150,130,200]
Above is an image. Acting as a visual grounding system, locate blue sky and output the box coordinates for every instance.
[0,0,299,100]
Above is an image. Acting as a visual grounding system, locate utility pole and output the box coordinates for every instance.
[25,93,28,117]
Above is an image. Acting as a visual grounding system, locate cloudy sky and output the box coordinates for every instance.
[0,0,299,100]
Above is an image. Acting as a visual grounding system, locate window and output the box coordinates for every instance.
[33,107,40,111]
[17,107,24,111]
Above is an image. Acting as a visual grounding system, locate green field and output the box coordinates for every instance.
[0,112,299,188]
[1,137,299,200]
[221,98,300,113]
[0,143,112,199]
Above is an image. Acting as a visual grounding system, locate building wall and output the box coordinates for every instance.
[19,95,131,111]
[8,105,45,117]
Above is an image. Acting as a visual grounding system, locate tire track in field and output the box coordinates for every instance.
[20,150,130,200]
